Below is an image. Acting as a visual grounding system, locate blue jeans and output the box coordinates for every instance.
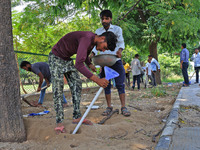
[38,80,67,104]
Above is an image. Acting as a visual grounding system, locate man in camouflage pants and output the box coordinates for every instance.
[49,55,82,122]
[49,31,117,134]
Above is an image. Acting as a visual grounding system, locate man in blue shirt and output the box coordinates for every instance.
[148,55,160,86]
[20,61,68,106]
[175,43,190,86]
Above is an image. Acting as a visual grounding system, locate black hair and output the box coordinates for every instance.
[20,61,31,68]
[100,31,117,51]
[182,43,186,48]
[135,54,139,57]
[100,10,112,18]
[148,55,153,57]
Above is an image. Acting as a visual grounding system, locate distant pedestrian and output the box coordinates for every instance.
[175,43,189,87]
[123,60,130,87]
[191,48,200,84]
[131,54,143,90]
[148,55,160,87]
[146,59,153,85]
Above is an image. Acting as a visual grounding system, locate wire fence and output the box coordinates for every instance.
[15,51,97,94]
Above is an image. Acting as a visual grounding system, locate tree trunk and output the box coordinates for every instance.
[0,0,26,142]
[149,41,162,84]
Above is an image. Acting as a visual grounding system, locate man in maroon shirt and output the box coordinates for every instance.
[48,31,117,134]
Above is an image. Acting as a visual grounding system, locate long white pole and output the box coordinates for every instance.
[72,87,104,134]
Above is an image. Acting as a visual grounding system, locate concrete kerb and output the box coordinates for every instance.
[155,87,183,150]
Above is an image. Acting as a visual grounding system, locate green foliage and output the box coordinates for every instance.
[162,76,183,83]
[11,0,200,79]
[158,53,181,78]
[151,86,167,97]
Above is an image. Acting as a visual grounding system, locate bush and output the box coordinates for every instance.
[151,86,167,97]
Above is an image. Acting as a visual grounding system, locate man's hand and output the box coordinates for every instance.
[90,75,109,88]
[96,78,109,88]
[37,87,41,92]
[46,82,50,87]
[174,52,180,55]
[116,49,122,58]
[180,64,182,69]
[89,64,96,72]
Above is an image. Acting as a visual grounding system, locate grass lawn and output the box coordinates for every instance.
[162,75,183,83]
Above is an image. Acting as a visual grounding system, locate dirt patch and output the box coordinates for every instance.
[0,84,181,150]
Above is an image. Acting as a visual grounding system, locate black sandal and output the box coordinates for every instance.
[121,107,131,117]
[102,107,113,116]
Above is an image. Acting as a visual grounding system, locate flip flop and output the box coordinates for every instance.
[54,126,66,135]
[72,119,93,125]
[102,107,113,116]
[121,107,131,117]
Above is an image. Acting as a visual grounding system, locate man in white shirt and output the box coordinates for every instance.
[148,55,161,86]
[191,48,200,84]
[146,59,153,85]
[131,54,143,90]
[91,10,130,117]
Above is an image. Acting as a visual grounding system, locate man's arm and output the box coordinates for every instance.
[191,54,195,61]
[137,60,143,71]
[116,27,125,58]
[154,59,161,72]
[37,72,44,92]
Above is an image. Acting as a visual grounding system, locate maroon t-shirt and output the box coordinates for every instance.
[52,31,95,78]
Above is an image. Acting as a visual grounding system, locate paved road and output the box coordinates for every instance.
[156,78,200,150]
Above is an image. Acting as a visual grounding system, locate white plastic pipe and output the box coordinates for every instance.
[72,87,104,134]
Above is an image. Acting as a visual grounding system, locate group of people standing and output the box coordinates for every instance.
[175,43,200,87]
[123,54,160,90]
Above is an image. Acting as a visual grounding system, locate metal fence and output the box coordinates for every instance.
[15,51,97,94]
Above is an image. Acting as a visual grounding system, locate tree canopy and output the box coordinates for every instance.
[12,0,200,71]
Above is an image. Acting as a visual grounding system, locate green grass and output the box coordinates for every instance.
[162,75,183,83]
[150,86,167,97]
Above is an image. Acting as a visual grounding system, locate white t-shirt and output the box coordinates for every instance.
[92,24,125,61]
[146,62,152,75]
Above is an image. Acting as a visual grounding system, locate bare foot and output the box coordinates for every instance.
[55,123,66,134]
[72,118,93,125]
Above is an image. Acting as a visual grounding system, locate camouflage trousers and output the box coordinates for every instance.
[49,52,82,123]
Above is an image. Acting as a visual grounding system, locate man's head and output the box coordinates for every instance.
[181,43,186,49]
[195,48,199,54]
[20,61,32,71]
[135,54,139,58]
[148,55,153,61]
[148,58,151,63]
[96,31,117,51]
[100,10,112,29]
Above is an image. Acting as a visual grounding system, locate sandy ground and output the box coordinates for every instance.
[0,84,181,150]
